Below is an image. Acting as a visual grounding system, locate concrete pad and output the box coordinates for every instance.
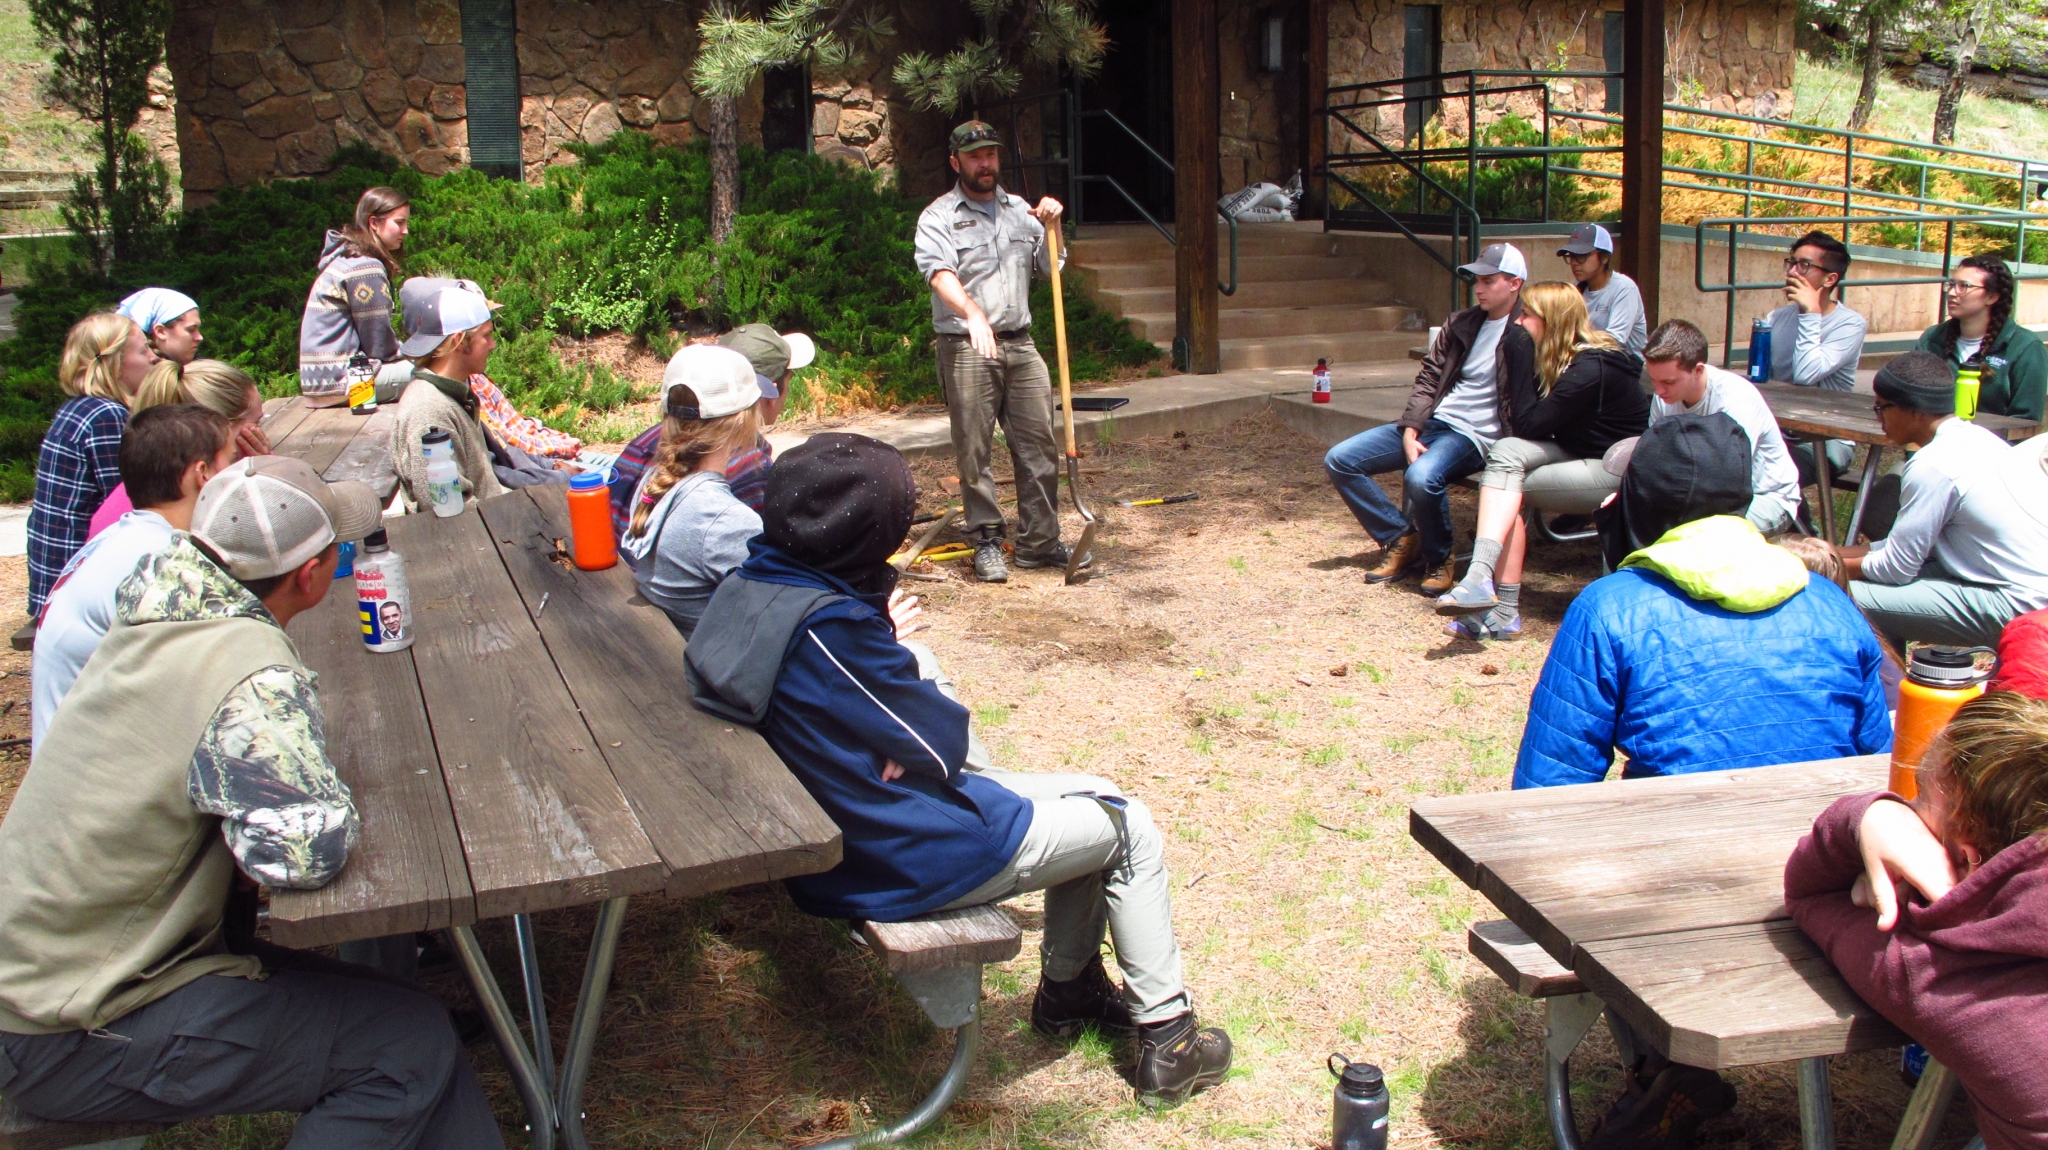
[0,503,27,557]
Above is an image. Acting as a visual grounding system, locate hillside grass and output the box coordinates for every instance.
[1793,51,2048,160]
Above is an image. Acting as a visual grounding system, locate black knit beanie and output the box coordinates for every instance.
[1872,350,1957,415]
[762,432,916,597]
[1599,411,1754,568]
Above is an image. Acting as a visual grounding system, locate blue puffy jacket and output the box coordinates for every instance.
[685,541,1032,921]
[1514,517,1892,788]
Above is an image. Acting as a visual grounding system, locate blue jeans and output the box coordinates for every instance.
[1324,420,1485,567]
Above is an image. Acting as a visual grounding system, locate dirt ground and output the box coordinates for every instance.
[0,413,1967,1150]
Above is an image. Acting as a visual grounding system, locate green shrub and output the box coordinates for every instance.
[0,135,1156,500]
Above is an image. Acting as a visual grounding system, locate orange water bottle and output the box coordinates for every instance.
[1889,646,1996,799]
[566,471,617,571]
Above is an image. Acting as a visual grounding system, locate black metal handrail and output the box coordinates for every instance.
[1694,211,2048,367]
[1321,103,1483,311]
[1076,108,1238,297]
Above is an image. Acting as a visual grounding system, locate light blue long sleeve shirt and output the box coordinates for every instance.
[1768,302,1867,392]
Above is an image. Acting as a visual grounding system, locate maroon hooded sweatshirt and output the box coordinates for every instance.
[1785,792,2048,1150]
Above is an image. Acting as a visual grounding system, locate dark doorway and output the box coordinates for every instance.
[761,63,811,154]
[1602,11,1626,113]
[1073,0,1174,225]
[1402,5,1440,142]
[459,0,521,179]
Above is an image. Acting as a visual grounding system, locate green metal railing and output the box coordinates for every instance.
[1694,211,2048,368]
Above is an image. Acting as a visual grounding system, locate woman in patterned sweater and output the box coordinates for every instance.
[296,186,408,406]
[27,313,157,615]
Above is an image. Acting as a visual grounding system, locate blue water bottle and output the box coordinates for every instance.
[333,539,356,579]
[1747,317,1772,384]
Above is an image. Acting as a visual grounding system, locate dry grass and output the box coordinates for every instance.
[0,414,1971,1150]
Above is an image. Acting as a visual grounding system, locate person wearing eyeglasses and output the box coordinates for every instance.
[1555,223,1646,355]
[1766,231,1868,486]
[1840,352,2048,650]
[1913,255,2045,422]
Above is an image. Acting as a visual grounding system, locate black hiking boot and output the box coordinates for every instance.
[1014,542,1092,571]
[1134,1013,1233,1108]
[973,535,1009,583]
[1586,1056,1737,1150]
[1030,958,1136,1040]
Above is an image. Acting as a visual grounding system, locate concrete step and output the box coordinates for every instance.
[1100,276,1396,315]
[1120,303,1420,343]
[1218,330,1421,371]
[1085,251,1382,291]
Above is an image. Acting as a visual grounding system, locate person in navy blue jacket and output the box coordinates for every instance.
[1516,411,1892,790]
[685,433,1232,1107]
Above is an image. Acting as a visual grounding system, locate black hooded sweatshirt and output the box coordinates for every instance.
[1508,345,1649,461]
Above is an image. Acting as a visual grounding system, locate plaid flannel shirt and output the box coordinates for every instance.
[28,397,128,616]
[608,424,772,537]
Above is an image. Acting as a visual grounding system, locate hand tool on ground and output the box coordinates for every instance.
[919,544,975,562]
[1044,221,1097,585]
[1117,493,1200,508]
[891,509,958,571]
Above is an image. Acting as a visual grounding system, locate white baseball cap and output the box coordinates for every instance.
[398,282,495,358]
[662,344,762,420]
[1459,242,1529,280]
[192,456,383,580]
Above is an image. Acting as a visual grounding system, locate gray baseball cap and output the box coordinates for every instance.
[1457,242,1529,280]
[1557,223,1614,257]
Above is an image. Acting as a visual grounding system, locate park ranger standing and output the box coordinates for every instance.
[915,120,1083,583]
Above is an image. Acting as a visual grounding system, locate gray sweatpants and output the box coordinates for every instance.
[902,642,1187,1024]
[1480,437,1617,514]
[0,946,502,1150]
[938,333,1062,556]
[1851,554,2020,649]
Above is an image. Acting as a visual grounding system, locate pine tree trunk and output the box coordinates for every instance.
[709,93,739,246]
[1848,11,1884,133]
[1931,16,1979,146]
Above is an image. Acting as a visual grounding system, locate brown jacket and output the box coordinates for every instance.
[1398,301,1537,437]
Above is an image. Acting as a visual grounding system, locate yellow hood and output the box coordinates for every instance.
[1619,515,1810,613]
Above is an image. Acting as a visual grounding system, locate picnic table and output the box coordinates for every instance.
[1411,756,1912,1150]
[262,398,843,1150]
[1756,382,2039,545]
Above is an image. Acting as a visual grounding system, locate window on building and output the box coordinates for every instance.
[1602,10,1626,114]
[1402,6,1441,144]
[761,64,811,155]
[460,0,522,179]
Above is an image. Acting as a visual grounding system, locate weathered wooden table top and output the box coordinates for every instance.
[261,396,402,502]
[1411,757,1909,1069]
[258,438,842,944]
[1756,381,2038,446]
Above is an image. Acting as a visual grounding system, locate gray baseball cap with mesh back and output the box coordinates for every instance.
[191,456,382,580]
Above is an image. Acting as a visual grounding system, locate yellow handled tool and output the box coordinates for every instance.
[1117,493,1200,508]
[1045,222,1097,585]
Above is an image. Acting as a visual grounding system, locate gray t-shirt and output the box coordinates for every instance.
[1433,315,1508,453]
[1582,273,1647,355]
[626,471,763,638]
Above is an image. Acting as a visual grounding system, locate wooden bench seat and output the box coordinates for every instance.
[0,1099,160,1150]
[1469,919,1584,998]
[859,904,1022,976]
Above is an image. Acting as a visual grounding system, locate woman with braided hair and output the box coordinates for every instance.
[619,344,763,638]
[1914,254,2045,421]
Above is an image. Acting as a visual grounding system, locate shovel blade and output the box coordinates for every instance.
[1063,520,1099,585]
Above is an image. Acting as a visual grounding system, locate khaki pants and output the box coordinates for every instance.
[1480,437,1619,515]
[938,333,1062,556]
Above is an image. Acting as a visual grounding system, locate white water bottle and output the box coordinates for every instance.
[421,428,464,518]
[354,529,414,652]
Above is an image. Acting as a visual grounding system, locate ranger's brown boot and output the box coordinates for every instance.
[1363,532,1421,584]
[1419,557,1458,596]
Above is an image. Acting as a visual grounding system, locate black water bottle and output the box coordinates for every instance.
[1330,1053,1389,1150]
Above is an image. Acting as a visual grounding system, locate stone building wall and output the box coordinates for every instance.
[512,0,729,178]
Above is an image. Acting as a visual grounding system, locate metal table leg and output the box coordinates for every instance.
[447,897,632,1150]
[450,924,559,1150]
[1798,1056,1837,1150]
[813,1014,982,1149]
[557,897,630,1150]
[1842,446,1884,545]
[1543,993,1606,1150]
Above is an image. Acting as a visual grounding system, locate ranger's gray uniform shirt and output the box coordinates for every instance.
[914,184,1060,334]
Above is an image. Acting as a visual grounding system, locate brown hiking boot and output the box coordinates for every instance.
[1363,532,1421,584]
[1134,1013,1233,1108]
[1419,558,1458,596]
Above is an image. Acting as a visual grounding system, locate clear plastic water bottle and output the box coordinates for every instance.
[1330,1054,1389,1150]
[354,529,414,652]
[421,428,464,518]
[1747,317,1772,384]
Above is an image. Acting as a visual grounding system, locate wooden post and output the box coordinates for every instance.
[1620,0,1665,328]
[1303,0,1328,219]
[1174,0,1221,375]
